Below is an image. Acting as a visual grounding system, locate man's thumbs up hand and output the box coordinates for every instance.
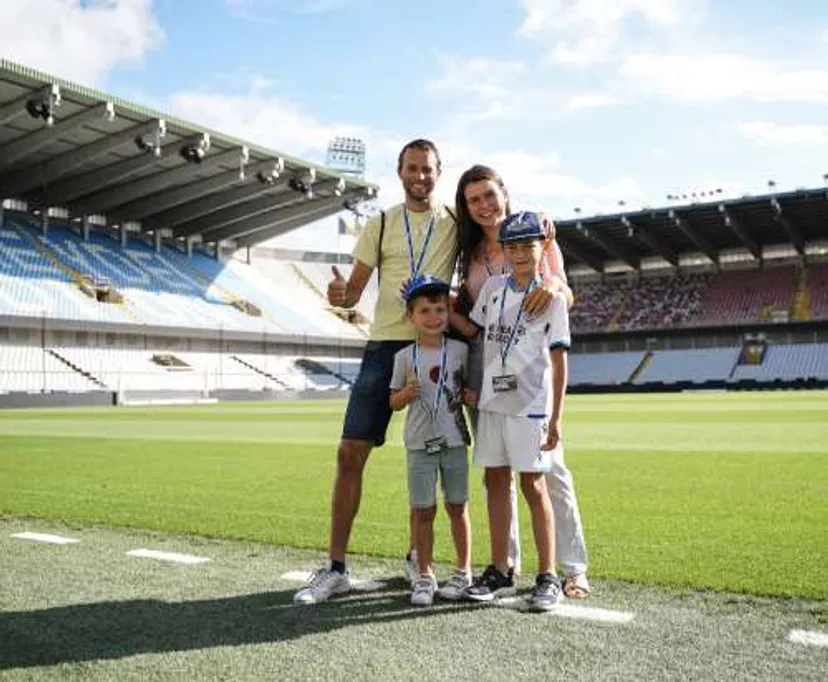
[328,266,348,307]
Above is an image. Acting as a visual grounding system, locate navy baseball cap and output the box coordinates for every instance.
[499,211,546,243]
[403,274,450,303]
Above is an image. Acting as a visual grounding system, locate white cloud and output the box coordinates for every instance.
[168,87,373,162]
[565,93,620,110]
[425,56,528,100]
[518,0,701,67]
[737,121,828,146]
[620,53,828,103]
[0,0,164,86]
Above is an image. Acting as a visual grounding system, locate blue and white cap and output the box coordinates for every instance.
[499,211,547,243]
[402,274,451,303]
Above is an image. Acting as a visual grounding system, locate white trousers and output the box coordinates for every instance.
[507,450,588,576]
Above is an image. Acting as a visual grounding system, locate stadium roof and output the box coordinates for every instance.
[555,186,828,273]
[0,59,377,249]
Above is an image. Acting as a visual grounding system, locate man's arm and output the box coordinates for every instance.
[327,261,373,309]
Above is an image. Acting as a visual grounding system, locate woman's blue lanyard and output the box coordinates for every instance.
[403,209,436,278]
[498,276,539,369]
[411,339,448,422]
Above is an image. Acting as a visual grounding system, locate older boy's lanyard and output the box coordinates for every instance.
[403,208,436,279]
[412,339,448,452]
[493,275,539,392]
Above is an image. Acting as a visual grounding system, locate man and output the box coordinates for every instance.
[294,139,458,604]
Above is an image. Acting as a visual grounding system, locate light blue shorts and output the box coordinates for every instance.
[407,446,469,508]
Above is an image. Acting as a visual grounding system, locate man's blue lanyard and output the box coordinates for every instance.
[403,208,436,278]
[411,339,447,422]
[498,276,539,369]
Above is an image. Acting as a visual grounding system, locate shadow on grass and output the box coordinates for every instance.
[0,578,480,669]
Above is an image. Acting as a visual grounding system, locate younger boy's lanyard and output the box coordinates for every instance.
[403,208,436,278]
[411,339,447,422]
[498,276,540,369]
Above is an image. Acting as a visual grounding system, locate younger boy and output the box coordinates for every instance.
[454,211,570,611]
[390,275,475,606]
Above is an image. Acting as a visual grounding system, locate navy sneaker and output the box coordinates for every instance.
[465,565,516,602]
[528,573,562,611]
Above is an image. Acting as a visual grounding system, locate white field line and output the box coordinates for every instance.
[788,629,828,648]
[11,532,80,545]
[280,570,386,592]
[126,549,211,565]
[498,597,634,623]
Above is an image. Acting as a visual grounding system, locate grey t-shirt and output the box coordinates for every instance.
[390,338,471,450]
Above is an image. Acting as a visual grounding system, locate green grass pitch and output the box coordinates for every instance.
[0,391,826,599]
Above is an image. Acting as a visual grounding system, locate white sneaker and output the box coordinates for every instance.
[437,570,472,601]
[403,550,419,587]
[293,566,350,605]
[410,574,437,606]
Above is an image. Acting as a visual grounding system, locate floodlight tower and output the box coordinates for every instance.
[326,136,366,178]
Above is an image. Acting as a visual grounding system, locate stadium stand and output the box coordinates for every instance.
[2,58,828,404]
[730,343,828,382]
[808,262,828,321]
[568,350,645,386]
[697,266,797,327]
[633,347,742,385]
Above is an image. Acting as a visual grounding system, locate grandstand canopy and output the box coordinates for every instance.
[0,59,377,250]
[556,188,828,274]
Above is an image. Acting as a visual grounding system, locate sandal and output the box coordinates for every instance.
[563,573,590,599]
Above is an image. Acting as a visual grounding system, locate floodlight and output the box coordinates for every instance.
[24,84,61,126]
[134,120,167,156]
[288,168,316,197]
[180,134,211,164]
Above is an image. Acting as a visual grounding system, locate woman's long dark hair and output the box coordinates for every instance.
[454,165,511,313]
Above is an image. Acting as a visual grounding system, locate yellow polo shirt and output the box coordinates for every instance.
[353,203,457,340]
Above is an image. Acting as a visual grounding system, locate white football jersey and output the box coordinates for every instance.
[470,274,570,417]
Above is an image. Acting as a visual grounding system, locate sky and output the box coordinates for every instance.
[2,0,828,252]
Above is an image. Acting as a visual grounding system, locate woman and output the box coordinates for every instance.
[453,164,590,599]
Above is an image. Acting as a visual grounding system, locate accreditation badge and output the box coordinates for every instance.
[492,374,518,393]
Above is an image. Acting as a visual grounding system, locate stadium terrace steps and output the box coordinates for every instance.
[230,355,289,389]
[46,348,107,389]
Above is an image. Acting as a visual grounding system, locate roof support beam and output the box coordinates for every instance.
[621,216,677,267]
[71,144,249,216]
[198,197,302,242]
[770,197,805,256]
[668,210,719,264]
[577,221,640,270]
[138,163,281,227]
[110,160,278,224]
[0,119,165,198]
[234,195,360,247]
[718,205,761,260]
[207,194,347,244]
[37,139,177,207]
[0,101,115,170]
[177,177,344,239]
[555,234,605,273]
[173,186,295,238]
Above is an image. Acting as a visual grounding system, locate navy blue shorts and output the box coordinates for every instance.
[342,340,410,446]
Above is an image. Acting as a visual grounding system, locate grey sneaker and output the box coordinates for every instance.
[437,571,472,601]
[403,550,419,587]
[464,565,516,602]
[528,573,562,611]
[293,566,350,605]
[411,574,437,606]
